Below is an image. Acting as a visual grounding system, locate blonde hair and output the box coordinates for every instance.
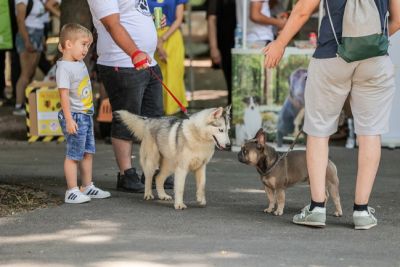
[59,23,92,49]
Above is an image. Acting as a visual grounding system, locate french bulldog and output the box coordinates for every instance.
[238,128,343,216]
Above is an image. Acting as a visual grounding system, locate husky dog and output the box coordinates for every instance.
[115,106,231,210]
[238,128,342,216]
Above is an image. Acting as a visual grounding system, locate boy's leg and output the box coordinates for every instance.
[80,153,93,188]
[64,158,79,190]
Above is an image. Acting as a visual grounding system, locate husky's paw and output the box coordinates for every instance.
[159,194,172,201]
[144,193,154,200]
[334,210,343,217]
[197,198,207,207]
[174,202,187,210]
[263,207,274,213]
[273,209,284,216]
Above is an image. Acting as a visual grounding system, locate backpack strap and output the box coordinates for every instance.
[384,11,389,38]
[25,0,33,19]
[325,0,340,46]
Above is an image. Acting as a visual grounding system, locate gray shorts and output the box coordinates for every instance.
[304,56,395,137]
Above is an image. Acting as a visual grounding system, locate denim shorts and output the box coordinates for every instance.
[97,64,164,140]
[58,111,95,161]
[15,27,44,53]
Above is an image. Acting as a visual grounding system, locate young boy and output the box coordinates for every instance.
[56,23,110,204]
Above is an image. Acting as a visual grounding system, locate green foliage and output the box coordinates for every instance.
[232,53,264,124]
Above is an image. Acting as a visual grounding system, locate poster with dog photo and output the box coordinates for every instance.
[231,49,312,146]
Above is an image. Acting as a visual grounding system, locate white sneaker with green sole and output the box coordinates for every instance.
[353,207,377,230]
[293,205,326,227]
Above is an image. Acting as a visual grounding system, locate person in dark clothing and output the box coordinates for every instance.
[207,0,236,105]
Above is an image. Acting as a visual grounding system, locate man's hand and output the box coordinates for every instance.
[132,50,152,70]
[25,40,36,52]
[157,39,167,62]
[66,119,78,135]
[263,40,285,69]
[276,17,287,30]
[210,47,221,65]
[161,14,167,28]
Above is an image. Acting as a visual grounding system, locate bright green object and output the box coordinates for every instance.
[0,0,13,50]
[338,34,389,63]
[154,7,162,29]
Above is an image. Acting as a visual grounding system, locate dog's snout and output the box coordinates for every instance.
[225,143,232,151]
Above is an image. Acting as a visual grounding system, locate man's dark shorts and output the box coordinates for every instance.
[98,64,164,140]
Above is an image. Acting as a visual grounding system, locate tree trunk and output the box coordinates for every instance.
[59,0,93,31]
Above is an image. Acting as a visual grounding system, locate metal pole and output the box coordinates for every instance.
[242,0,247,49]
[187,3,195,101]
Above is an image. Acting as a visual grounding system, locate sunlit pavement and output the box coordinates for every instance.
[0,143,399,267]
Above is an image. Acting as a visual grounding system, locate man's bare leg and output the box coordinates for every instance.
[354,135,381,205]
[112,138,133,174]
[307,135,330,203]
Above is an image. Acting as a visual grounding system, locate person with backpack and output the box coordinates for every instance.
[264,0,400,229]
[13,0,57,115]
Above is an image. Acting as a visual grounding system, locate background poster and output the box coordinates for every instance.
[36,88,62,136]
[231,48,312,146]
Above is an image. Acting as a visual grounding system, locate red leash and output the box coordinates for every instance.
[132,52,188,117]
[147,67,188,116]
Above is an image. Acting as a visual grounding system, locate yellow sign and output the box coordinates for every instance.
[36,88,62,136]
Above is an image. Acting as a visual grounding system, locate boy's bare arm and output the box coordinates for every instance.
[59,88,77,134]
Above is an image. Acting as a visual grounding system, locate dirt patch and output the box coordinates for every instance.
[0,183,62,217]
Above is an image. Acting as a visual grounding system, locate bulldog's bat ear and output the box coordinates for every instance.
[255,128,265,145]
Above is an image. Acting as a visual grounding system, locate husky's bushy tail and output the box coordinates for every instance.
[114,110,147,140]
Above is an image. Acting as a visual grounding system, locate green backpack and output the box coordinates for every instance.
[326,0,390,63]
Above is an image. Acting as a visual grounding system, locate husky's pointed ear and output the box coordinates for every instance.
[210,107,223,120]
[255,128,265,145]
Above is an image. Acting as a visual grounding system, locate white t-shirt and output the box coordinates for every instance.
[236,0,274,43]
[56,60,94,115]
[87,0,158,68]
[15,0,47,29]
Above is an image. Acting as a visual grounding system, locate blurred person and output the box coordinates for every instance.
[57,23,111,204]
[236,0,286,48]
[38,0,60,76]
[207,0,236,105]
[13,0,48,115]
[148,0,188,115]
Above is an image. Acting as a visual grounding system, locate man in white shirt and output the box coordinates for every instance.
[87,0,165,193]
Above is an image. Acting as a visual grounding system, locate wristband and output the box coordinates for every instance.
[131,50,143,60]
[134,59,148,68]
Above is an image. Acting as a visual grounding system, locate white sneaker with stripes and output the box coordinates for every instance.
[65,188,91,204]
[82,183,111,199]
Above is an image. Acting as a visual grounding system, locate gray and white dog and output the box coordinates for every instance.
[115,106,231,210]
